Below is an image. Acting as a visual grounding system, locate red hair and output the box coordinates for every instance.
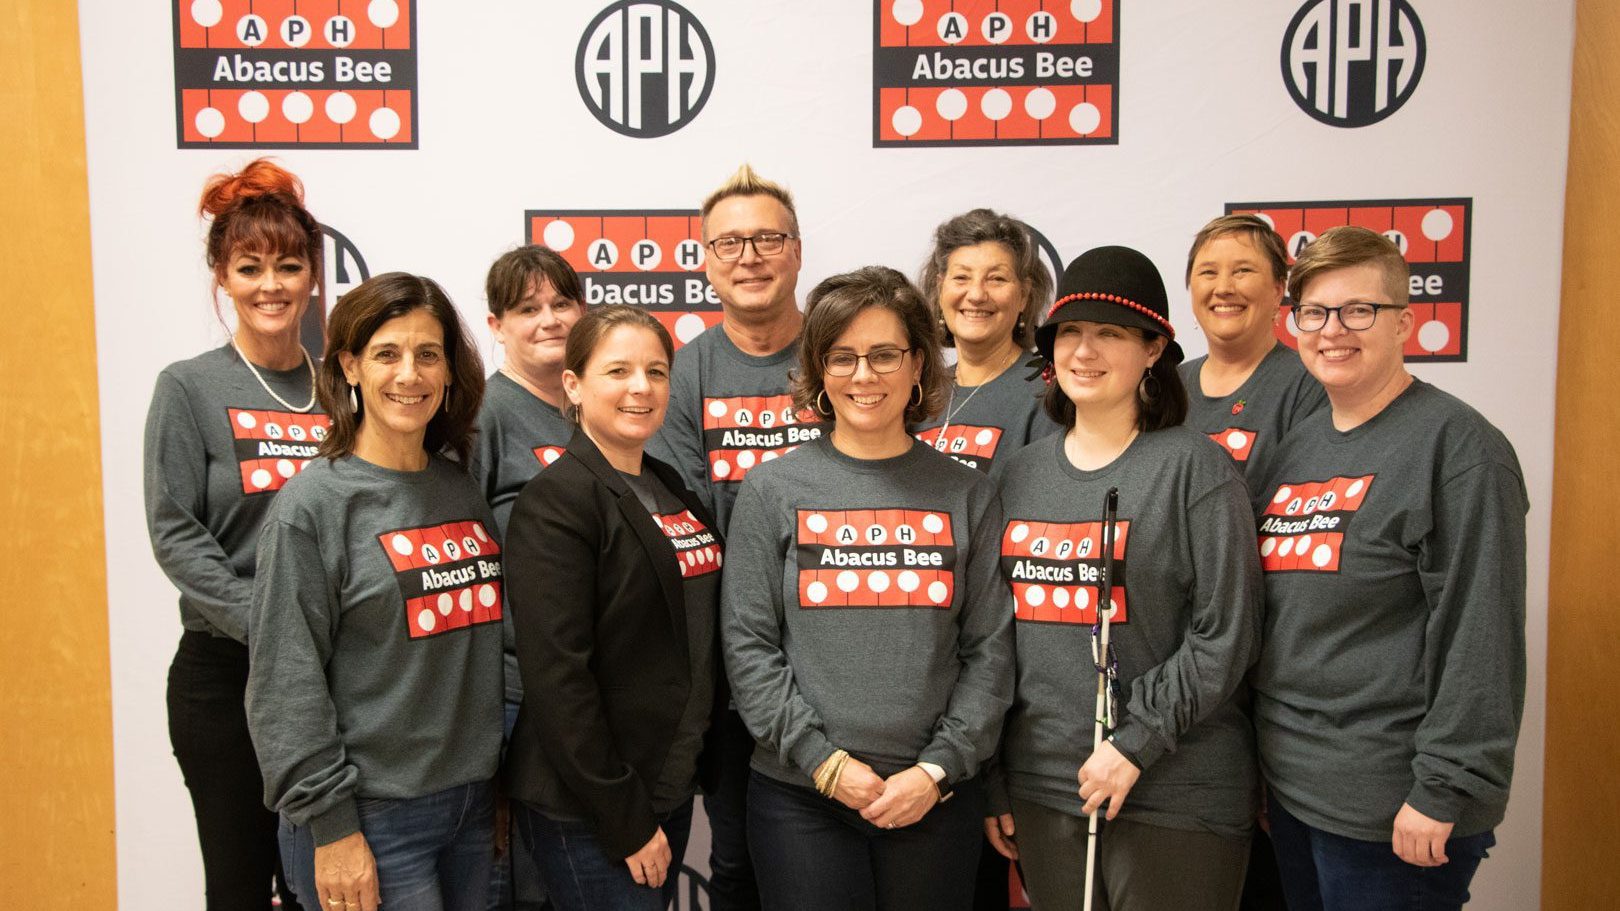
[198,159,324,307]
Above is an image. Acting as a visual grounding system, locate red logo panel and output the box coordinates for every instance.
[653,509,722,579]
[531,445,565,468]
[227,407,330,494]
[376,520,503,639]
[1000,518,1129,625]
[702,394,822,484]
[1257,475,1375,573]
[917,423,1004,472]
[796,508,957,609]
[1207,427,1257,463]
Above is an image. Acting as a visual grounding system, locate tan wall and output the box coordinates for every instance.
[1543,0,1620,906]
[0,1,118,906]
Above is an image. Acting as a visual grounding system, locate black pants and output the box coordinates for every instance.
[167,629,302,911]
[704,710,761,910]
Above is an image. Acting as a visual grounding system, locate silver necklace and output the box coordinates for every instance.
[232,339,318,413]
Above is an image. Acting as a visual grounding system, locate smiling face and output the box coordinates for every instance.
[489,273,582,378]
[222,248,313,346]
[1052,320,1167,421]
[1188,233,1285,350]
[1294,263,1412,407]
[939,241,1026,351]
[563,324,671,459]
[703,194,802,319]
[339,307,450,450]
[822,307,921,442]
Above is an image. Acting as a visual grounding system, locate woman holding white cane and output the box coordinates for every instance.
[988,246,1263,910]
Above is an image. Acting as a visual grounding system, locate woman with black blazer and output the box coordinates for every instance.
[504,304,727,911]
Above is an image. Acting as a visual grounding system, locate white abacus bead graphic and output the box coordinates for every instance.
[195,107,227,139]
[370,107,402,140]
[1312,544,1333,567]
[1069,102,1102,135]
[807,581,828,604]
[237,14,268,46]
[1260,537,1277,557]
[676,239,706,270]
[1288,231,1317,257]
[1075,587,1090,610]
[250,468,272,489]
[837,571,860,593]
[937,11,967,43]
[369,0,401,28]
[936,89,969,121]
[588,238,619,269]
[418,609,436,632]
[891,0,924,27]
[281,15,313,47]
[542,449,561,464]
[438,593,454,616]
[239,91,270,123]
[276,459,296,479]
[675,313,707,344]
[1383,230,1408,255]
[806,513,828,534]
[1418,320,1450,353]
[191,0,224,28]
[325,16,355,47]
[1422,208,1454,242]
[870,571,892,593]
[236,411,257,429]
[391,534,414,555]
[1026,11,1058,42]
[1026,585,1046,607]
[1024,87,1057,120]
[1053,587,1071,608]
[928,580,950,604]
[542,219,575,251]
[1273,486,1293,504]
[982,89,1014,121]
[326,92,358,125]
[1279,537,1295,558]
[1071,0,1104,22]
[1346,479,1365,498]
[1226,430,1248,451]
[898,570,921,593]
[737,450,757,470]
[1297,535,1312,553]
[922,514,945,534]
[459,589,474,612]
[892,105,923,137]
[712,460,732,479]
[1255,212,1276,229]
[1010,523,1030,544]
[974,428,995,446]
[632,239,663,271]
[474,523,490,542]
[283,92,314,124]
[982,12,1012,43]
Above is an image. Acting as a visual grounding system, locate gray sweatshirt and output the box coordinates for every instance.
[144,344,329,642]
[912,360,1060,475]
[470,370,574,703]
[1252,379,1527,842]
[1179,343,1326,489]
[721,437,1013,788]
[648,324,822,534]
[991,430,1262,838]
[246,454,504,845]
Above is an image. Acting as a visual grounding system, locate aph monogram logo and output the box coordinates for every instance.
[576,0,716,139]
[1281,0,1425,128]
[298,224,370,353]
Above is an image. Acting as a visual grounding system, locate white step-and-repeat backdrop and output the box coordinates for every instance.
[80,2,1572,907]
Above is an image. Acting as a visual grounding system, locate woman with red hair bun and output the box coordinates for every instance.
[144,158,324,910]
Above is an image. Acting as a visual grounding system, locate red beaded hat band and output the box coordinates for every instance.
[1044,291,1177,340]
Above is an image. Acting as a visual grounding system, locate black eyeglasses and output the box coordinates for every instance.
[706,232,797,262]
[1291,302,1403,332]
[822,347,914,377]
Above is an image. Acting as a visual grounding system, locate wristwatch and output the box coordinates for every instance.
[918,761,954,803]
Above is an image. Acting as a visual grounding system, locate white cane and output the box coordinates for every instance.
[1082,487,1119,911]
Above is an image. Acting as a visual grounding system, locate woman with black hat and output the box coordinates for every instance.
[985,246,1263,910]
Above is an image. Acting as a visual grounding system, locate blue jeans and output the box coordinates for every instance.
[518,798,693,911]
[1267,796,1494,911]
[281,780,496,911]
[747,769,984,911]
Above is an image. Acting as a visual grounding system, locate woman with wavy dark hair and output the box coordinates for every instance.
[722,266,1013,911]
[144,157,322,911]
[247,273,502,911]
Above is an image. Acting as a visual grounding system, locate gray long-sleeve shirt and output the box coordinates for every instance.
[721,437,1013,788]
[246,454,504,845]
[1252,379,1527,842]
[1179,342,1327,489]
[143,344,329,642]
[991,429,1262,838]
[911,360,1060,475]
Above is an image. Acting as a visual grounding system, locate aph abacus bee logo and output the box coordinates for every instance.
[378,520,503,639]
[703,395,821,485]
[527,208,719,349]
[1227,198,1472,362]
[796,509,957,609]
[576,1,715,139]
[173,0,418,148]
[874,0,1120,146]
[1281,0,1425,128]
[1258,475,1375,573]
[653,510,722,579]
[1000,518,1129,625]
[299,223,371,354]
[228,408,330,495]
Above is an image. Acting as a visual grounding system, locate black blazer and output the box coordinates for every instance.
[503,428,727,859]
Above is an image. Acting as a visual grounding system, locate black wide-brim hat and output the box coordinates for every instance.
[1034,245,1184,367]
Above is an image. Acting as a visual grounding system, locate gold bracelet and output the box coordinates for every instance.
[815,748,849,797]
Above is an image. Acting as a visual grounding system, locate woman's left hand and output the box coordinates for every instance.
[859,766,940,830]
[1077,740,1140,820]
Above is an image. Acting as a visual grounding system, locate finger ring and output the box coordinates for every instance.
[328,902,344,908]
[886,822,895,829]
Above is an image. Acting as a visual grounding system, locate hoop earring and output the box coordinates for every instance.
[816,389,832,417]
[348,384,359,412]
[910,383,924,407]
[1137,369,1160,405]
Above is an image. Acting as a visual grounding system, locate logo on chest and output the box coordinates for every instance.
[1207,427,1257,463]
[1000,519,1130,625]
[532,445,565,467]
[653,509,722,578]
[916,424,1004,473]
[702,394,821,483]
[1257,475,1375,572]
[377,521,503,639]
[227,408,330,494]
[795,508,956,609]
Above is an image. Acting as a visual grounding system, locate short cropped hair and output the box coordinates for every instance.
[1184,214,1290,286]
[1287,226,1410,305]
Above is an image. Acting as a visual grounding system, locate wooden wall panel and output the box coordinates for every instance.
[0,1,118,906]
[1543,0,1620,907]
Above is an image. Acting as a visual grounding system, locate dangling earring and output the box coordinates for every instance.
[1137,369,1160,405]
[348,384,359,412]
[816,389,832,417]
[442,386,452,413]
[909,383,924,407]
